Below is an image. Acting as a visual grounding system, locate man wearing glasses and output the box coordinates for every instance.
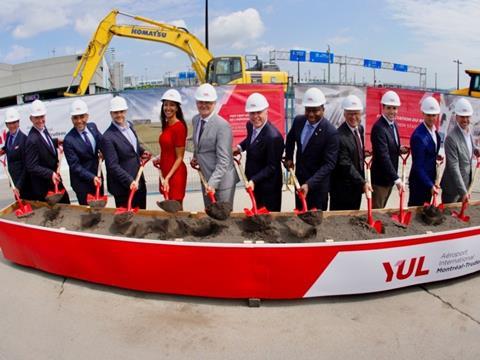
[285,87,339,211]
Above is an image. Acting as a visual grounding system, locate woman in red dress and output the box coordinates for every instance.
[153,89,187,207]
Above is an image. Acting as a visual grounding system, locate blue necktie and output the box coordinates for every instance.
[198,120,206,142]
[251,129,258,144]
[82,130,94,153]
[7,135,14,150]
[301,124,314,152]
[390,124,398,145]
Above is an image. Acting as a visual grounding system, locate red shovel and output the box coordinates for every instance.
[391,149,412,226]
[452,155,480,222]
[45,148,66,206]
[233,156,269,217]
[86,157,108,209]
[288,167,322,226]
[114,158,149,224]
[424,157,445,211]
[364,151,383,233]
[0,156,33,218]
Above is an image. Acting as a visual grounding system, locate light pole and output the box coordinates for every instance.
[326,44,331,83]
[205,0,209,50]
[453,59,462,90]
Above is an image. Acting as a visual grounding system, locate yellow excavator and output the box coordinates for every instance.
[64,9,288,96]
[451,70,480,98]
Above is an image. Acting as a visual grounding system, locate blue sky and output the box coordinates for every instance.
[1,0,479,89]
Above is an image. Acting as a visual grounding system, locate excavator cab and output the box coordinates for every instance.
[206,56,245,85]
[451,70,480,98]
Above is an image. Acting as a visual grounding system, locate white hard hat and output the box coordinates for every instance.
[380,90,401,107]
[30,99,47,117]
[161,89,182,104]
[70,99,89,116]
[302,87,326,107]
[342,95,363,111]
[195,83,217,102]
[110,96,128,112]
[421,96,441,115]
[454,98,473,116]
[5,108,20,123]
[245,93,269,112]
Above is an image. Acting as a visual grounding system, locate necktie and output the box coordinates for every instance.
[198,120,206,142]
[43,130,55,152]
[82,130,94,153]
[390,124,398,145]
[301,124,314,152]
[250,129,258,144]
[7,135,14,150]
[353,128,364,169]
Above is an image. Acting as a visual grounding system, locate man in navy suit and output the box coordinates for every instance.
[0,108,31,199]
[25,100,70,203]
[101,96,151,209]
[370,90,407,208]
[330,95,371,210]
[233,93,284,211]
[63,99,103,205]
[408,96,442,206]
[285,87,339,211]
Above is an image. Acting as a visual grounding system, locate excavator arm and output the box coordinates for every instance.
[65,9,213,96]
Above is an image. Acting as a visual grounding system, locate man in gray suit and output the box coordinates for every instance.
[441,98,479,203]
[190,83,239,206]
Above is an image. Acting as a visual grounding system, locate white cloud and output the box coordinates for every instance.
[74,13,102,37]
[4,45,32,63]
[210,8,265,50]
[162,51,177,59]
[386,0,480,87]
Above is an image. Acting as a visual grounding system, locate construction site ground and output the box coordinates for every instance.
[1,177,480,359]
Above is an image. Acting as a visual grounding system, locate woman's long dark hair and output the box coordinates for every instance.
[160,101,186,131]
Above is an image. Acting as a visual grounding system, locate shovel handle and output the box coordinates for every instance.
[233,156,250,188]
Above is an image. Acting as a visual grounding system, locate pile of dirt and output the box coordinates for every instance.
[2,202,478,244]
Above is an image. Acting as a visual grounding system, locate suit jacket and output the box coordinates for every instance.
[440,125,473,200]
[192,113,239,190]
[238,120,284,210]
[371,116,400,186]
[101,122,146,197]
[330,122,366,207]
[408,122,441,205]
[2,130,30,195]
[64,122,103,196]
[285,115,339,193]
[25,127,65,201]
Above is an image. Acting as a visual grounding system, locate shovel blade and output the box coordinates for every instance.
[452,210,470,222]
[372,220,384,234]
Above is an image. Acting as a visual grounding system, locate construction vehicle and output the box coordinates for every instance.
[451,70,480,98]
[64,10,288,96]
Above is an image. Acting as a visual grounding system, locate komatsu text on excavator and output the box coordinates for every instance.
[65,10,288,96]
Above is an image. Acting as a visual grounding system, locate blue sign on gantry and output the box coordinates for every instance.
[290,50,307,62]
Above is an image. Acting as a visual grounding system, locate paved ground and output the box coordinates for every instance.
[1,176,480,359]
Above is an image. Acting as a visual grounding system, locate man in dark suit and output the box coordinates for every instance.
[408,96,442,206]
[24,100,70,203]
[370,90,406,208]
[0,108,31,199]
[330,95,371,210]
[63,99,103,205]
[101,96,151,209]
[285,87,339,211]
[233,93,284,211]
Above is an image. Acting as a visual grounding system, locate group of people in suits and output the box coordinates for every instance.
[1,85,477,214]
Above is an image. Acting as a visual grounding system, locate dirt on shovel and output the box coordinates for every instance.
[422,205,445,225]
[205,201,232,221]
[157,199,182,213]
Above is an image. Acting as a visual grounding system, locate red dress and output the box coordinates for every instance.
[159,121,187,202]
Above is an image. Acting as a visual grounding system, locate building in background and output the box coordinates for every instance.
[0,55,108,107]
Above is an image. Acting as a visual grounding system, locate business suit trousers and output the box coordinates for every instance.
[202,185,236,208]
[295,191,328,212]
[113,188,147,209]
[330,190,362,211]
[442,192,462,204]
[372,184,393,209]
